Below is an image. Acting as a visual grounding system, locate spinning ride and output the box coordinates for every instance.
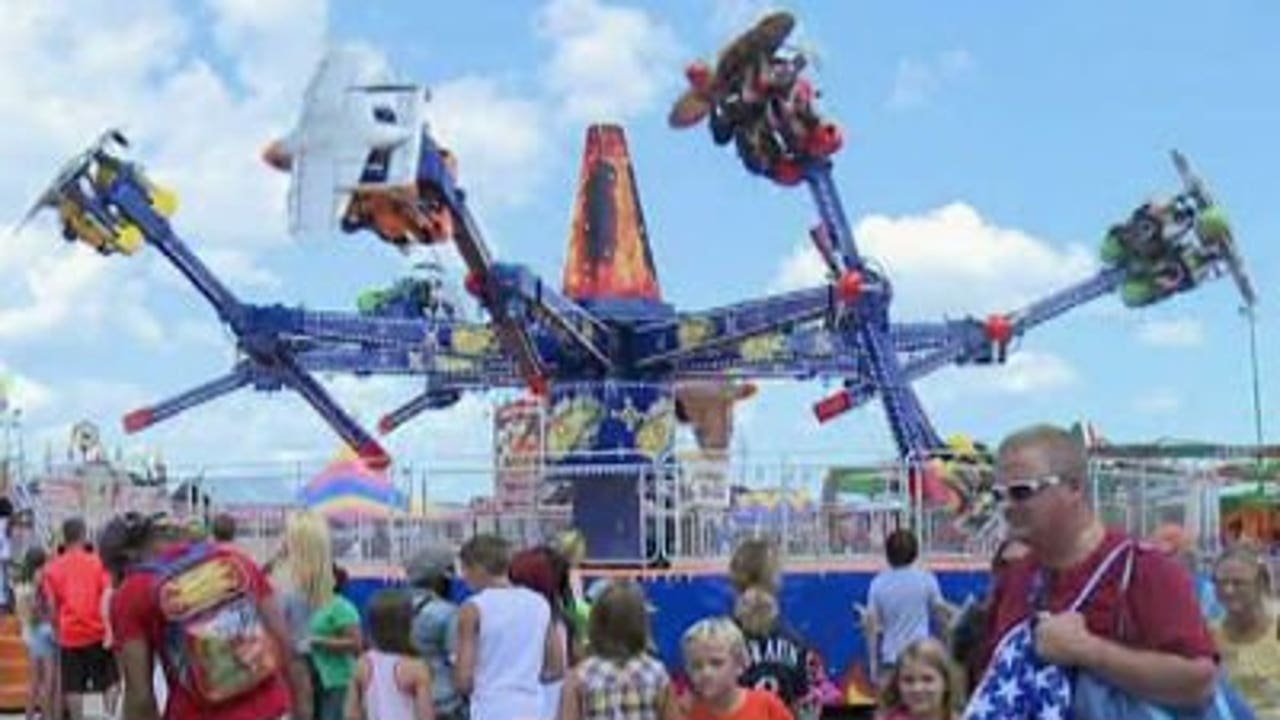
[21,13,1254,560]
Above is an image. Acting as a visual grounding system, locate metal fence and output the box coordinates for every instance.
[8,450,1246,571]
[1088,456,1226,557]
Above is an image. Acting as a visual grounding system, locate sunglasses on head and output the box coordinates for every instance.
[992,474,1065,503]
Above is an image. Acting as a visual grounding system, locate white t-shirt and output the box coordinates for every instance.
[468,586,550,720]
[867,565,942,665]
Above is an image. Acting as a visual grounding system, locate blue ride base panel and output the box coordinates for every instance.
[343,565,990,682]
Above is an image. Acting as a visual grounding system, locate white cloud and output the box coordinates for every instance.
[1136,318,1204,348]
[772,202,1098,319]
[427,77,551,210]
[0,364,55,414]
[0,3,534,494]
[985,351,1078,394]
[203,248,283,291]
[203,0,328,104]
[1133,387,1183,415]
[172,319,231,350]
[921,350,1078,404]
[0,0,328,352]
[0,224,164,345]
[887,49,974,111]
[536,0,682,124]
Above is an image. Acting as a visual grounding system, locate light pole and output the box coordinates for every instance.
[1242,305,1265,491]
[1,408,22,491]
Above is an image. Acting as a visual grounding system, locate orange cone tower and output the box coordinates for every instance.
[562,124,662,303]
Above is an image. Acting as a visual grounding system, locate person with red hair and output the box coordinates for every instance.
[509,546,573,720]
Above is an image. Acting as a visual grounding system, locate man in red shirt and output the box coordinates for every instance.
[42,516,116,720]
[101,513,306,720]
[979,424,1217,708]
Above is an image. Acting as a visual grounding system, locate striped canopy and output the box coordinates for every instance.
[300,448,407,519]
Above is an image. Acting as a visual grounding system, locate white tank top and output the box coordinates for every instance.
[469,586,550,720]
[364,651,417,720]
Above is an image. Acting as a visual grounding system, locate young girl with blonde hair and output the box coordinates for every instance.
[876,638,962,720]
[280,511,362,720]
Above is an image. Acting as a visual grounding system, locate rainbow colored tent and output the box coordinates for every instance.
[300,448,407,519]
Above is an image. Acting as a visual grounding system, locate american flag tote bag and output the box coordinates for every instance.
[962,542,1134,720]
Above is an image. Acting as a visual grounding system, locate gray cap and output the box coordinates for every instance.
[403,545,455,586]
[584,578,657,613]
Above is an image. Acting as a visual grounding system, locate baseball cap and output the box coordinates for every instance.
[403,544,455,586]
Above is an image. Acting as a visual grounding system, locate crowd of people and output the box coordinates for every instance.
[0,422,1276,720]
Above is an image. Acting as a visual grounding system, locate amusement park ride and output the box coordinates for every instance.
[19,12,1255,560]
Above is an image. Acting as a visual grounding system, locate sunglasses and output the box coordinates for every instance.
[992,474,1064,503]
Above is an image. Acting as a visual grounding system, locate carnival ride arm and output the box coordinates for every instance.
[1008,268,1128,337]
[486,262,615,370]
[635,284,880,370]
[417,134,550,395]
[62,143,396,466]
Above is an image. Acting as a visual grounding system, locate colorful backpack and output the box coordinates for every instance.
[139,543,279,705]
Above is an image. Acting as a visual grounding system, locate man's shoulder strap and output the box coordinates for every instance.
[1067,539,1135,613]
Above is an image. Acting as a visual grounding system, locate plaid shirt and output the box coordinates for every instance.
[577,654,670,720]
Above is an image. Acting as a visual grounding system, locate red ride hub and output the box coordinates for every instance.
[983,313,1014,345]
[837,270,863,303]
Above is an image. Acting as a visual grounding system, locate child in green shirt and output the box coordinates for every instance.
[310,565,363,720]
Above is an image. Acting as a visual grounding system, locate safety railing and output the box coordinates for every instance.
[7,449,1246,571]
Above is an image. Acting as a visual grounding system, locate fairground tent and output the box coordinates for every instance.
[300,448,407,519]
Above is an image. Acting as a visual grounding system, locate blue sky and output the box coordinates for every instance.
[1,0,1277,500]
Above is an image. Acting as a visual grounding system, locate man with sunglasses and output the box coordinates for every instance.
[976,424,1218,709]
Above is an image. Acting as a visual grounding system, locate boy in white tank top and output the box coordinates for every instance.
[454,535,566,720]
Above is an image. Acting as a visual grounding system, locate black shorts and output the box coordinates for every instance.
[60,644,118,693]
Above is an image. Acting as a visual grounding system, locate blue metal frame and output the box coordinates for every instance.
[33,131,1244,474]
